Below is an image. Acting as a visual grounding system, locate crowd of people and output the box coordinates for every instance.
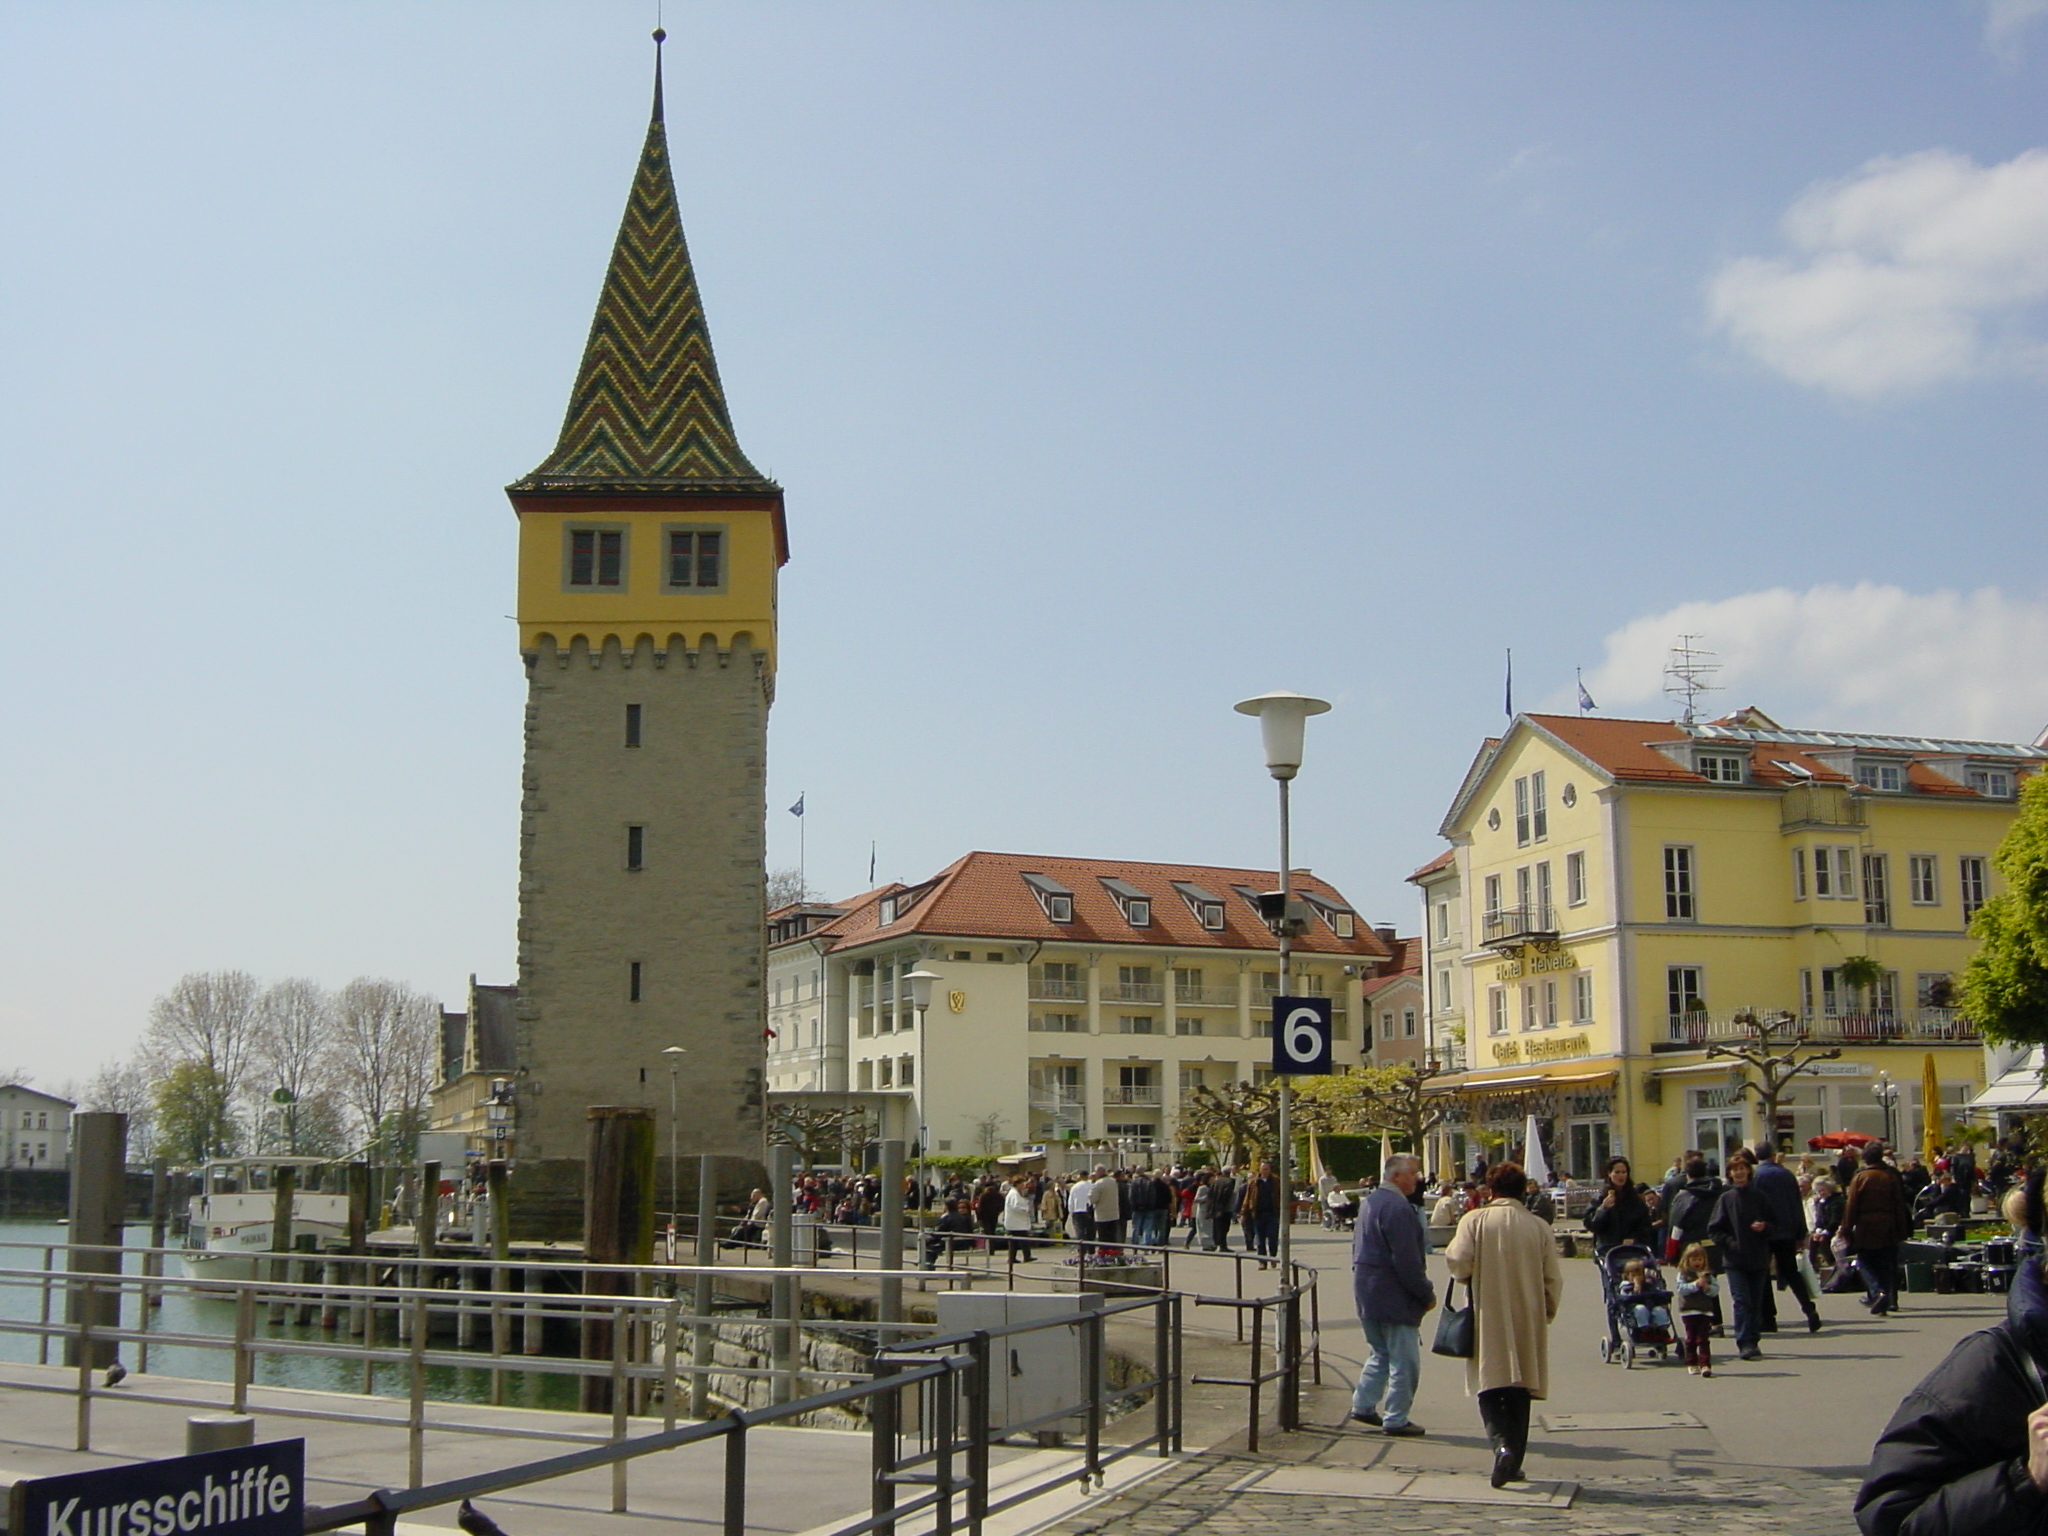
[751,1158,1303,1267]
[1346,1134,2025,1495]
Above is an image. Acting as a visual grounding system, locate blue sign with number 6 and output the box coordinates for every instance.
[1271,996,1332,1075]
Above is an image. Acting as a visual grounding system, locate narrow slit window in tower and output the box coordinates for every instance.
[629,961,643,1002]
[626,825,646,871]
[624,703,642,747]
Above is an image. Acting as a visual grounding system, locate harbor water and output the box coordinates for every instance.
[0,1220,583,1411]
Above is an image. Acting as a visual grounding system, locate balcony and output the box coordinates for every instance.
[1103,1086,1163,1106]
[1029,977,1087,1002]
[1105,981,1165,1004]
[1175,984,1239,1007]
[1482,906,1558,948]
[1656,1010,1980,1051]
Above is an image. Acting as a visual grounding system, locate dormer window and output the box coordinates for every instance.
[1968,767,2015,798]
[1101,878,1151,927]
[1022,872,1075,923]
[1855,762,1905,792]
[1305,894,1357,938]
[1172,881,1228,931]
[1696,752,1746,784]
[878,895,899,925]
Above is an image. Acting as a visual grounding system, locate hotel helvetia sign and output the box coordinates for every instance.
[9,1439,303,1536]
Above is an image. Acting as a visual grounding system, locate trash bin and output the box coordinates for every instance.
[1904,1260,1936,1293]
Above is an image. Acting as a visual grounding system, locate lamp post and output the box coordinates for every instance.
[1873,1071,1900,1148]
[662,1046,687,1254]
[1234,689,1332,1283]
[904,969,942,1216]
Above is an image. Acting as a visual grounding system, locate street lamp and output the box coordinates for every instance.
[904,969,942,1214]
[1873,1071,1900,1148]
[662,1047,687,1257]
[1234,689,1332,1283]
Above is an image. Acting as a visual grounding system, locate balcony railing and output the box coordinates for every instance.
[1105,981,1165,1004]
[1103,1086,1163,1106]
[1659,1009,1979,1049]
[1029,977,1087,1001]
[1482,905,1558,947]
[1175,985,1239,1007]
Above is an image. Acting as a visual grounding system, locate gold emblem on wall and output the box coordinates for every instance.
[949,990,967,1014]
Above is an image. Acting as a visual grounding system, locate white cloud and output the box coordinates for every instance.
[1986,0,2048,60]
[1578,584,2048,743]
[1705,148,2048,398]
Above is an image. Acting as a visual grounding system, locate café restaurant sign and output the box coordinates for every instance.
[9,1440,303,1536]
[1491,1033,1592,1066]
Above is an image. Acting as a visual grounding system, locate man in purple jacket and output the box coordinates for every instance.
[1351,1153,1436,1437]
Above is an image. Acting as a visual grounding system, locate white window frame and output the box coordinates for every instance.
[1530,770,1548,841]
[1697,752,1745,783]
[1909,855,1939,906]
[1664,845,1696,921]
[1792,848,1808,901]
[1488,987,1507,1035]
[1536,860,1554,920]
[1573,972,1593,1023]
[1855,762,1904,793]
[1483,874,1502,920]
[1968,768,2015,799]
[1961,857,1989,921]
[1565,851,1587,907]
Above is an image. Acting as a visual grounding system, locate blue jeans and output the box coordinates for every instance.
[1725,1264,1767,1351]
[1352,1317,1422,1428]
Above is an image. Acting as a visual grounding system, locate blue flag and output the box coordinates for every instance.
[788,794,805,817]
[1578,679,1597,713]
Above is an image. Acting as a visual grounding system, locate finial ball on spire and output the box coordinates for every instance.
[653,27,667,43]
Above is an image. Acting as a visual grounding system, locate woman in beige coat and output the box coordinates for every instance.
[1444,1162,1563,1487]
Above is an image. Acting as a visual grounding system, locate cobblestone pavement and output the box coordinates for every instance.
[1043,1454,1867,1536]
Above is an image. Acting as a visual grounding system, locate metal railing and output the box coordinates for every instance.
[0,1244,1197,1536]
[1661,1009,1980,1047]
[1104,982,1165,1004]
[1482,905,1558,946]
[1174,986,1239,1007]
[1028,978,1088,1002]
[1103,1087,1162,1106]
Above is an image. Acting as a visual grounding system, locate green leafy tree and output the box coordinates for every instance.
[154,1061,239,1163]
[1961,772,2048,1046]
[1176,1080,1280,1169]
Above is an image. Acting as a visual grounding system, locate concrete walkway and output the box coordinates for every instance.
[1037,1225,2008,1536]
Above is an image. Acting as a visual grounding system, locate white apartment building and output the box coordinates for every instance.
[766,851,1399,1170]
[1,1085,74,1169]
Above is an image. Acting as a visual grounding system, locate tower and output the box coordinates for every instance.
[504,37,785,1225]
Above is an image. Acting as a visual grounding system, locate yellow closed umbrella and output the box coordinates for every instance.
[1922,1053,1943,1168]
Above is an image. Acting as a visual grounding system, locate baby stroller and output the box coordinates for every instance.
[1596,1242,1675,1368]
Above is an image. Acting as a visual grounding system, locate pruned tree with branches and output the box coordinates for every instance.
[1295,1061,1458,1150]
[1706,1010,1842,1148]
[767,1102,877,1175]
[251,978,344,1154]
[142,971,262,1158]
[1176,1080,1281,1169]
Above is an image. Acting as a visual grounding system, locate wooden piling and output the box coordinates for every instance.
[580,1106,656,1414]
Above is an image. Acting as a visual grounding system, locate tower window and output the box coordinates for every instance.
[625,825,646,871]
[567,527,625,588]
[629,961,643,1002]
[624,704,642,748]
[665,526,726,591]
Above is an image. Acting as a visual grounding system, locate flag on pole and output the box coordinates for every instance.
[1504,649,1514,719]
[1577,670,1597,714]
[788,794,805,817]
[869,841,877,884]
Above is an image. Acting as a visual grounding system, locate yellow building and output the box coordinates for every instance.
[1427,707,2044,1178]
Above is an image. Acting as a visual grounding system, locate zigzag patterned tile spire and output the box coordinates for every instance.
[511,36,773,495]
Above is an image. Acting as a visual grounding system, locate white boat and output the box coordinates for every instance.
[180,1156,351,1284]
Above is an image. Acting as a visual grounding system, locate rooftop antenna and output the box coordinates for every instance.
[1664,634,1721,728]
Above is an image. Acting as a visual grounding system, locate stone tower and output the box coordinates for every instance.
[503,38,783,1227]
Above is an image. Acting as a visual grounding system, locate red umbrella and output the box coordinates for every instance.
[1807,1131,1879,1150]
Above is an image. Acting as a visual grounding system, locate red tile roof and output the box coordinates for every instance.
[789,851,1391,961]
[1407,850,1455,883]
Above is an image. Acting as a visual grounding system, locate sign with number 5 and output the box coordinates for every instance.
[1271,996,1332,1076]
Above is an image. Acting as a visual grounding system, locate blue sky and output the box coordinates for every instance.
[3,3,2045,1085]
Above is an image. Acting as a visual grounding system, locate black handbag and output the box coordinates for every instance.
[1432,1278,1474,1358]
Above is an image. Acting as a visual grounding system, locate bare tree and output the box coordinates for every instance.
[251,978,339,1154]
[81,1056,158,1160]
[142,971,262,1155]
[1297,1062,1459,1151]
[332,978,442,1161]
[972,1110,1008,1158]
[767,1102,877,1175]
[767,867,820,910]
[1176,1080,1282,1170]
[1706,1011,1842,1149]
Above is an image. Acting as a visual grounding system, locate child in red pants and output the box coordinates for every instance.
[1677,1242,1717,1377]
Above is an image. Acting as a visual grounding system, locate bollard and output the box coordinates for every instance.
[187,1415,255,1456]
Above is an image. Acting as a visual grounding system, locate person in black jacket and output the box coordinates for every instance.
[1584,1157,1656,1257]
[1856,1167,2048,1534]
[1664,1159,1725,1267]
[1708,1153,1774,1361]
